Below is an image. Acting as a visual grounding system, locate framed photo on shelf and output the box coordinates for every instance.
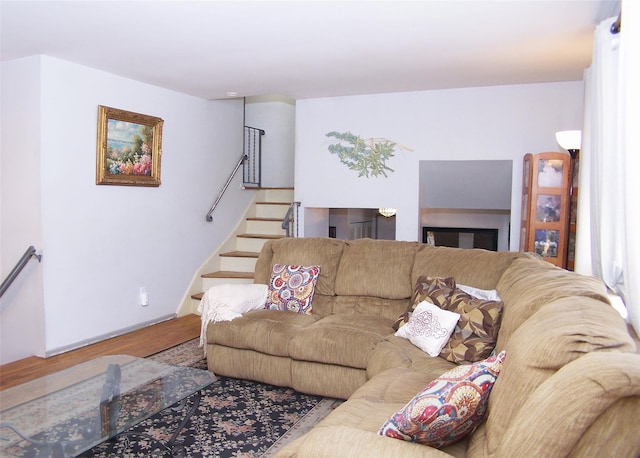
[534,229,560,258]
[96,105,164,186]
[535,194,562,223]
[537,159,564,188]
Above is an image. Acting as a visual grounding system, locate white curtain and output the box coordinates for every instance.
[621,0,640,335]
[578,1,639,335]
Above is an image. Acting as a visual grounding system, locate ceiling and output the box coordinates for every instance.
[0,0,620,100]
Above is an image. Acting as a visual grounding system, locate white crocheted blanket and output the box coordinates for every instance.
[198,283,268,353]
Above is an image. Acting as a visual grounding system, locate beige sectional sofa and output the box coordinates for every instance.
[204,237,640,457]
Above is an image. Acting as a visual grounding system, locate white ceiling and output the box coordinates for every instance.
[0,0,620,100]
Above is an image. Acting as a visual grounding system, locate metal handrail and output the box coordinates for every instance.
[206,153,246,222]
[282,204,294,237]
[0,246,42,298]
[281,202,300,237]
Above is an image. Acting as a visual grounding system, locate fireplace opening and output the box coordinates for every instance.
[423,227,499,251]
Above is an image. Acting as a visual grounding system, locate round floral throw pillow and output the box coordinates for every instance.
[265,264,320,314]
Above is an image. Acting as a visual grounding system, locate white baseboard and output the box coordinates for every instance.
[44,314,177,358]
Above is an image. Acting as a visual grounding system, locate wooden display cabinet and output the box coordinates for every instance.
[520,152,571,268]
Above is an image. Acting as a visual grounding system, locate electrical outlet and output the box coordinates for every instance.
[140,287,149,306]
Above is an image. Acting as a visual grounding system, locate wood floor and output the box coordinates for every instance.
[0,314,201,391]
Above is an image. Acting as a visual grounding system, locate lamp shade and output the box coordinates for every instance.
[555,130,582,151]
[378,208,396,218]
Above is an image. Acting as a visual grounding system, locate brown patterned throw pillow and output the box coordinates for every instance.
[393,276,456,330]
[398,276,504,363]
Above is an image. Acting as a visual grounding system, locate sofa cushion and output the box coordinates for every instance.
[367,335,456,380]
[259,237,345,296]
[281,424,460,458]
[412,245,525,291]
[335,239,420,299]
[288,313,395,369]
[264,264,320,314]
[206,309,318,357]
[494,256,611,352]
[479,297,636,455]
[291,361,368,400]
[395,300,460,357]
[353,367,447,404]
[378,351,505,448]
[329,295,411,321]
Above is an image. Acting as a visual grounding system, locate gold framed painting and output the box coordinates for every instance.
[96,105,164,186]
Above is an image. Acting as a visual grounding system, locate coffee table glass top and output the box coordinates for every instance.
[0,355,215,457]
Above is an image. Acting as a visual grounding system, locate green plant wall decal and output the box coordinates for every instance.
[326,131,412,178]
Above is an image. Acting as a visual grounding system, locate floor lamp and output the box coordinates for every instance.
[555,130,582,269]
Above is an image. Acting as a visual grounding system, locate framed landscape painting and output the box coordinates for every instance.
[96,105,164,186]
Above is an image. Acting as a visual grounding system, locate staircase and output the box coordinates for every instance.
[179,187,294,315]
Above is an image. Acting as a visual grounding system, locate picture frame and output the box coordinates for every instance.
[534,229,560,258]
[535,194,562,223]
[96,105,164,186]
[537,159,564,188]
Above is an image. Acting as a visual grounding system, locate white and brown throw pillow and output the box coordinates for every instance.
[396,276,504,363]
[395,300,460,357]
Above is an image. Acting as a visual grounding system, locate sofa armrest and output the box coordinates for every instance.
[495,352,640,457]
[274,425,458,458]
[254,240,275,284]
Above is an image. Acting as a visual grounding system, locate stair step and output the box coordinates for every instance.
[237,233,283,239]
[201,273,255,291]
[247,219,286,236]
[219,251,259,271]
[255,202,291,219]
[236,234,280,252]
[220,251,259,258]
[202,271,255,279]
[255,188,294,203]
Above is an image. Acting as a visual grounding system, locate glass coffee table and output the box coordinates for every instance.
[0,355,215,457]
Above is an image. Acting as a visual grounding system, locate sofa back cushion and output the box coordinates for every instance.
[334,239,421,300]
[254,237,345,296]
[494,256,611,352]
[475,296,635,456]
[411,245,525,291]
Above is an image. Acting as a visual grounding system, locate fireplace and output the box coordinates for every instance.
[422,227,499,251]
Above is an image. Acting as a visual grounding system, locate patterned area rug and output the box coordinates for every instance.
[77,339,341,457]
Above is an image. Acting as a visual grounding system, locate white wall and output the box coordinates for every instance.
[0,56,250,363]
[294,82,584,246]
[245,95,295,188]
[0,56,46,363]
